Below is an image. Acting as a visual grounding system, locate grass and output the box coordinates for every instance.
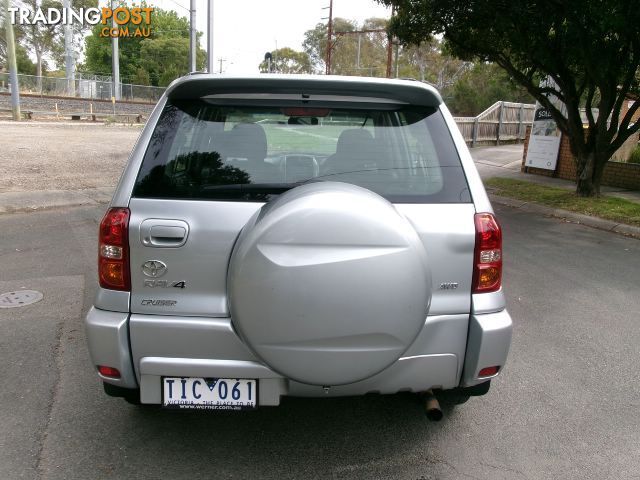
[484,177,640,227]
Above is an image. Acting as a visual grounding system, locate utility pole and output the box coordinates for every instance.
[218,58,226,74]
[63,0,75,96]
[5,0,21,120]
[189,0,196,71]
[394,41,400,78]
[325,0,333,75]
[207,0,214,72]
[385,6,395,78]
[111,0,120,100]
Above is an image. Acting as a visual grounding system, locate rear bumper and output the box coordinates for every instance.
[85,308,512,404]
[461,309,513,387]
[84,307,138,388]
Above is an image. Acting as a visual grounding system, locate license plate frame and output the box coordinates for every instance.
[161,377,258,411]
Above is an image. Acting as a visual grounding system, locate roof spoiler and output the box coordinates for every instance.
[165,75,443,107]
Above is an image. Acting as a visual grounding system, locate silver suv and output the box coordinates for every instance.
[85,75,512,414]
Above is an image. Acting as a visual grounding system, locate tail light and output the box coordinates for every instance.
[98,208,130,291]
[472,213,502,293]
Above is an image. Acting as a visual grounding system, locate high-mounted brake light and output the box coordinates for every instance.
[98,208,130,291]
[472,213,502,293]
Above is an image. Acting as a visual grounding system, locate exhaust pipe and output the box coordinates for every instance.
[423,389,443,421]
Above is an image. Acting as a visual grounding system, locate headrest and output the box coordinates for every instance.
[336,129,375,156]
[227,123,268,161]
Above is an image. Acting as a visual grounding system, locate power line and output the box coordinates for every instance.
[165,0,190,12]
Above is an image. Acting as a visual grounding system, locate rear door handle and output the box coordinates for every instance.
[140,219,189,247]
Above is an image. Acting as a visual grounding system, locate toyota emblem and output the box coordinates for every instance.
[142,260,168,278]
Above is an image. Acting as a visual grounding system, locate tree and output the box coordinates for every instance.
[0,5,6,69]
[15,44,37,75]
[1,5,35,75]
[83,6,205,86]
[303,18,357,74]
[258,47,311,74]
[302,18,391,77]
[381,0,640,196]
[140,36,205,86]
[132,66,150,86]
[447,62,533,116]
[301,21,328,73]
[399,39,470,89]
[16,0,97,79]
[17,0,59,80]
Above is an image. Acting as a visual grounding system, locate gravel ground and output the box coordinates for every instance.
[0,122,140,193]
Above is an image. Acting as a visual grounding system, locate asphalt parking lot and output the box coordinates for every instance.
[1,123,639,479]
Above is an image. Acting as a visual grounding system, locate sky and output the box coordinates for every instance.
[147,0,391,73]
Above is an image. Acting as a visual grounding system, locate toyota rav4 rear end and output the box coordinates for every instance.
[85,74,512,413]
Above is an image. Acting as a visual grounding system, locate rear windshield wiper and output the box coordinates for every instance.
[201,183,300,194]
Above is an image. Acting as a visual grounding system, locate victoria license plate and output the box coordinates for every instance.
[162,377,257,410]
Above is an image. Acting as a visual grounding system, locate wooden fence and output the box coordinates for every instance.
[454,101,536,146]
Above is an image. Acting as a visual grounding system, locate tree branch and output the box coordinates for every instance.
[609,99,640,152]
[584,82,597,137]
[608,48,640,138]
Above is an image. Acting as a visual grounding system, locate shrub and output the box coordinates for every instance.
[629,145,640,164]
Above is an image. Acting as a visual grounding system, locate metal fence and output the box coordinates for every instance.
[454,101,536,146]
[0,73,165,104]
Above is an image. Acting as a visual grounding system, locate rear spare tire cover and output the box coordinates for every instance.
[228,182,431,385]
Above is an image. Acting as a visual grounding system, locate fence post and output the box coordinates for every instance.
[518,103,525,141]
[496,101,504,145]
[472,117,479,148]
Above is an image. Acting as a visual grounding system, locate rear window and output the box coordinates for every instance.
[133,99,470,203]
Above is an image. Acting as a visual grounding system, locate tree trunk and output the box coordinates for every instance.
[575,150,608,197]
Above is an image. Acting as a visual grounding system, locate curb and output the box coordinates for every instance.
[489,194,640,239]
[0,188,112,215]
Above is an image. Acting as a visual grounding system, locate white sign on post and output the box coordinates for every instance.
[525,107,562,170]
[525,77,564,170]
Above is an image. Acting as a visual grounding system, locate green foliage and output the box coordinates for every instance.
[302,18,389,76]
[446,62,533,115]
[132,67,151,86]
[139,36,204,86]
[380,0,640,196]
[83,5,205,86]
[15,44,36,75]
[0,6,6,68]
[15,0,98,74]
[628,145,640,164]
[258,47,311,74]
[396,39,472,93]
[485,178,640,226]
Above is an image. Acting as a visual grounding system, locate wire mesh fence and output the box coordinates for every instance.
[0,73,165,104]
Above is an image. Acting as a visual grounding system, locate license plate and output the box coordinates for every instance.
[162,377,257,411]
